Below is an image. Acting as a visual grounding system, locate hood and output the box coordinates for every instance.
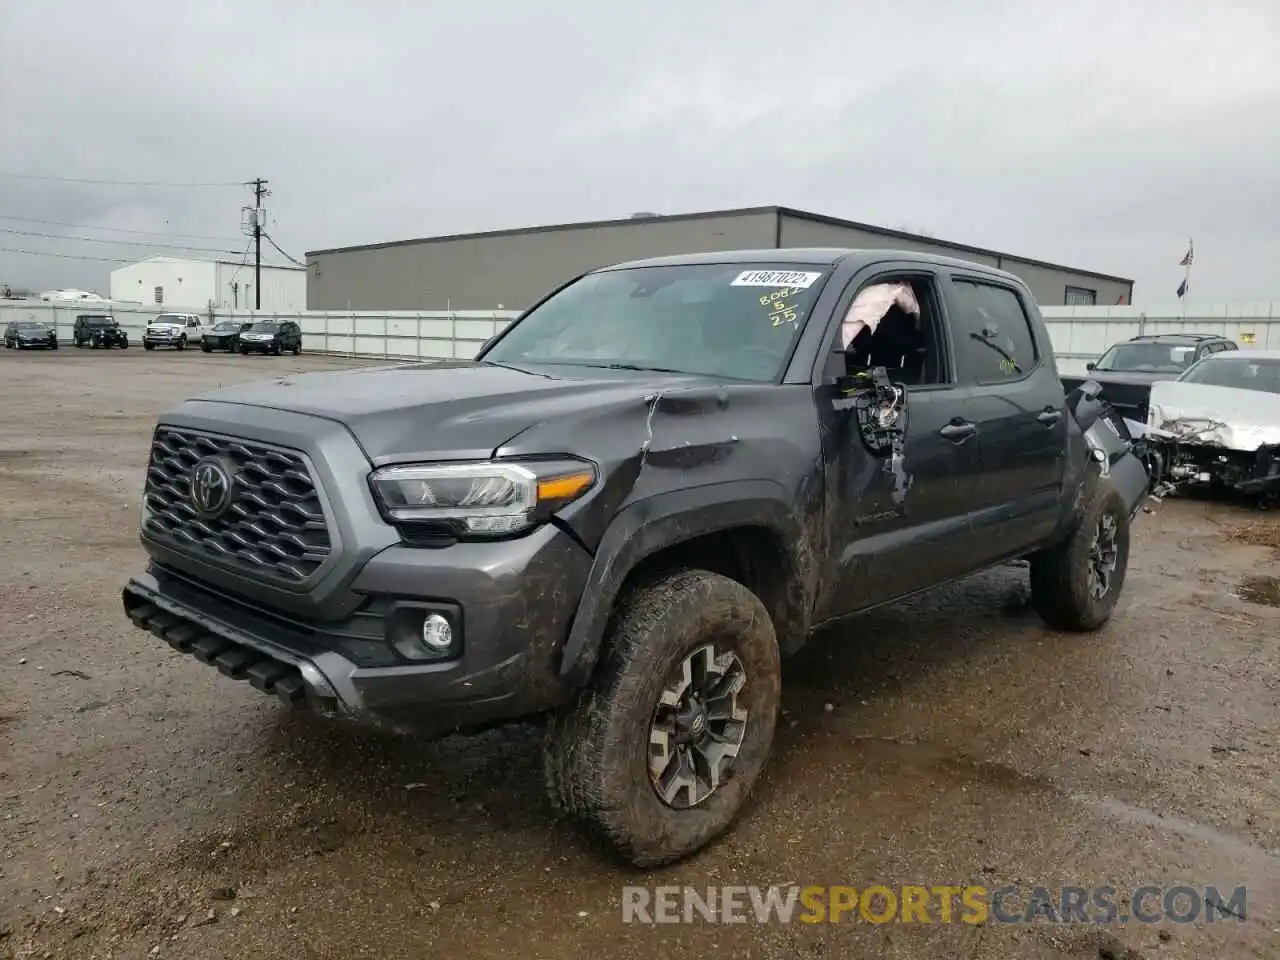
[1148,380,1280,451]
[184,360,719,462]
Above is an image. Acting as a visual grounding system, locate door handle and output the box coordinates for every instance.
[939,419,977,442]
[1037,407,1063,425]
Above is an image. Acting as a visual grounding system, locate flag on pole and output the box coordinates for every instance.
[1176,239,1193,298]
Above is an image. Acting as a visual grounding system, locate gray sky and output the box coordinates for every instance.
[2,0,1277,304]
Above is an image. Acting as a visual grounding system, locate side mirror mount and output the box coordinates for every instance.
[1085,361,1096,371]
[833,365,909,459]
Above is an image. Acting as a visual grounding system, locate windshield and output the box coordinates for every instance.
[248,322,280,332]
[1178,357,1280,394]
[1094,341,1196,373]
[212,322,239,332]
[82,316,115,327]
[18,323,48,332]
[483,263,830,381]
[154,314,188,324]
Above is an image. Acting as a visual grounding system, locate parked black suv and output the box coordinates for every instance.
[122,249,1149,866]
[4,320,58,349]
[73,314,129,349]
[202,320,253,353]
[1060,333,1237,421]
[237,320,302,355]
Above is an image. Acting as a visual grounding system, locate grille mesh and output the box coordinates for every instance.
[143,427,332,584]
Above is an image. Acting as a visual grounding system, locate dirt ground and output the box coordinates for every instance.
[1,349,1278,960]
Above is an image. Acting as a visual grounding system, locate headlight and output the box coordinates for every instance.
[369,459,596,538]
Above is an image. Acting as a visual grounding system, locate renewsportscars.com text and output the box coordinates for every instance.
[621,884,1247,925]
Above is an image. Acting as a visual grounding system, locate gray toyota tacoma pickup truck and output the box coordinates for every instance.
[122,249,1150,866]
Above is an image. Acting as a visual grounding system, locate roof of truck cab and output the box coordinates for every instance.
[599,247,1025,278]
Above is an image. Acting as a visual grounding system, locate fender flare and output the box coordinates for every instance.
[558,480,805,681]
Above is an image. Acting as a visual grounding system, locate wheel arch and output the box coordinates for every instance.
[558,481,812,684]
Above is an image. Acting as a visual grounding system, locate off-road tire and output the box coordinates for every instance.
[1030,485,1130,631]
[544,569,781,867]
[293,343,302,355]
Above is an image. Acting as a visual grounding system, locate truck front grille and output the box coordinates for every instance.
[142,427,333,585]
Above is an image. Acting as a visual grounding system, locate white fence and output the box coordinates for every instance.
[0,301,519,360]
[1044,303,1280,375]
[5,299,1280,375]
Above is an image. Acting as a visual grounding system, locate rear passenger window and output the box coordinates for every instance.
[949,280,1039,384]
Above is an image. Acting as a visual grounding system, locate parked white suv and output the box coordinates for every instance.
[143,313,206,351]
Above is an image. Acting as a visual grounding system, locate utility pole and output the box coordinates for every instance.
[247,178,269,310]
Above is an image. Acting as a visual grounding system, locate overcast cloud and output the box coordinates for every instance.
[1,0,1277,303]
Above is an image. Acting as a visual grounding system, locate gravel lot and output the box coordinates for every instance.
[1,349,1278,960]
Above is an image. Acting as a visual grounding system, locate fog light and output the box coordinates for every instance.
[421,613,453,651]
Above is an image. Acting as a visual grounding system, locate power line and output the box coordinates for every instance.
[0,245,294,267]
[0,170,244,188]
[0,213,242,242]
[0,226,242,255]
[262,230,306,267]
[0,247,134,264]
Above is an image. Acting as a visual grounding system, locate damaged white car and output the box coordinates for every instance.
[1145,349,1280,503]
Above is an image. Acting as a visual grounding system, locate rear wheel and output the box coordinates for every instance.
[1029,485,1130,631]
[544,569,781,867]
[292,342,302,355]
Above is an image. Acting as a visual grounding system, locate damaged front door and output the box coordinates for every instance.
[814,267,988,618]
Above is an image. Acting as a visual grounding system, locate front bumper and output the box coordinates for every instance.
[1151,440,1280,498]
[238,339,277,352]
[123,522,593,736]
[144,332,184,345]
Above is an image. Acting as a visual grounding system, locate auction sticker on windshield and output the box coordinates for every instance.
[731,270,823,289]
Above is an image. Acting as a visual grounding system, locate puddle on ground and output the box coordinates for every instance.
[1236,574,1280,607]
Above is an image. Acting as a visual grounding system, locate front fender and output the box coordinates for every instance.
[558,480,804,682]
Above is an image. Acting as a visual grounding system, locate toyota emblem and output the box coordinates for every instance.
[190,457,233,518]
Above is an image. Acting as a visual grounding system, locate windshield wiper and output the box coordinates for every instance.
[591,362,689,374]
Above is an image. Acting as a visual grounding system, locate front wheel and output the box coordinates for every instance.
[1029,485,1131,631]
[176,336,186,351]
[544,569,781,867]
[120,340,128,350]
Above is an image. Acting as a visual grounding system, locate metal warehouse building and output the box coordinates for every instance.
[305,206,1133,311]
